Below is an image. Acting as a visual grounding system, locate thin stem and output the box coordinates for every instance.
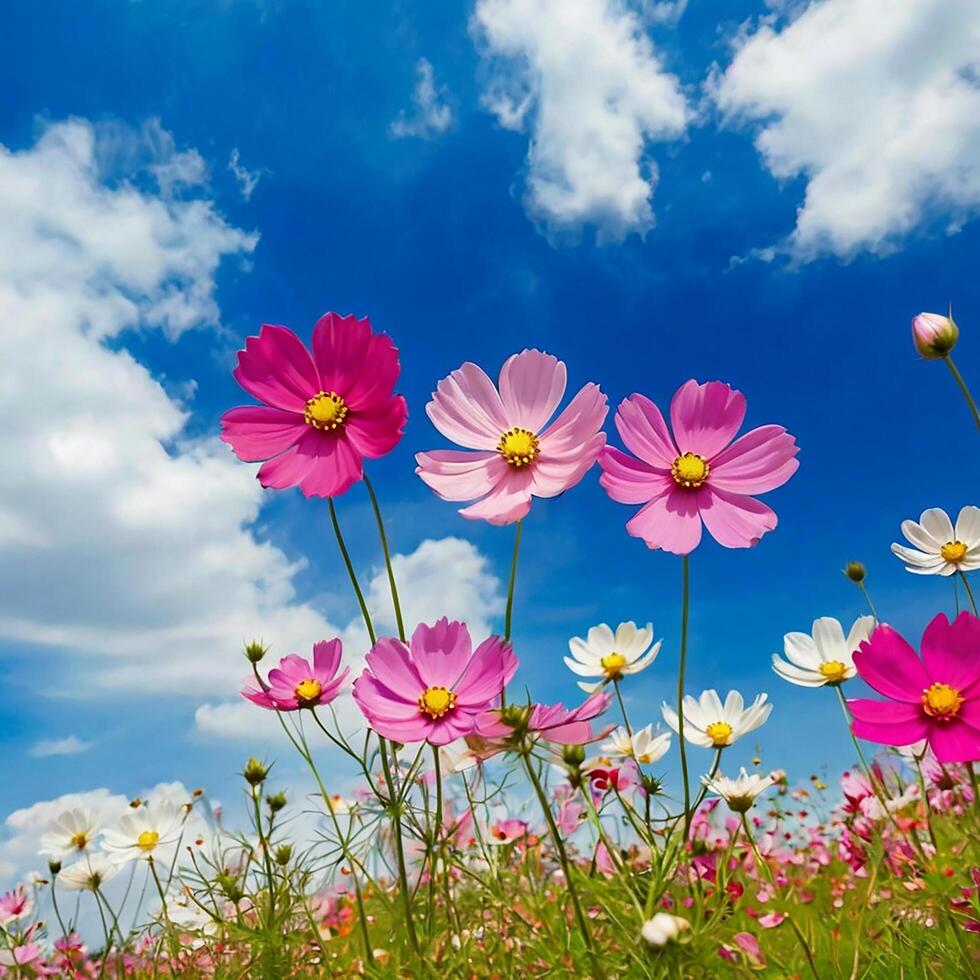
[959,570,977,615]
[677,554,692,837]
[968,762,980,810]
[328,498,376,645]
[944,355,980,432]
[504,519,523,642]
[363,475,406,642]
[612,678,633,738]
[857,582,878,623]
[688,748,724,818]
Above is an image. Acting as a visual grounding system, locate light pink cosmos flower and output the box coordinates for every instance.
[221,313,407,498]
[242,639,349,711]
[415,349,607,525]
[352,619,518,746]
[0,885,31,925]
[849,613,980,764]
[477,691,613,745]
[599,380,799,555]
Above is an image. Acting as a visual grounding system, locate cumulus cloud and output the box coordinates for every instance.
[389,58,454,140]
[29,736,93,758]
[472,0,689,241]
[710,0,980,260]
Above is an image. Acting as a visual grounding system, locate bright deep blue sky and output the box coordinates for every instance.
[1,0,978,843]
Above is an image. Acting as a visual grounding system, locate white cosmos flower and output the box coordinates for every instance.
[159,888,217,939]
[565,621,661,693]
[102,800,183,865]
[601,725,671,765]
[39,807,103,860]
[772,615,875,688]
[640,912,689,947]
[891,506,980,576]
[438,740,480,774]
[58,853,120,892]
[661,690,771,748]
[702,768,775,813]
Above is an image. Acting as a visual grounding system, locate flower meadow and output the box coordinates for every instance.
[3,310,980,978]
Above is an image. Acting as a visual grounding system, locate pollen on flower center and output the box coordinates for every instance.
[818,660,848,684]
[705,721,733,746]
[601,652,628,678]
[671,452,709,489]
[418,686,457,719]
[921,682,964,720]
[136,830,160,852]
[294,678,322,705]
[304,391,348,431]
[940,540,968,563]
[70,832,89,850]
[498,427,539,467]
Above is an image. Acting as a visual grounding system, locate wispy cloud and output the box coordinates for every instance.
[389,58,453,140]
[29,735,93,757]
[227,148,264,200]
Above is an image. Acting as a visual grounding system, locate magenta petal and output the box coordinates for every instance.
[427,363,511,450]
[699,486,777,549]
[364,638,425,699]
[349,331,402,410]
[353,674,424,719]
[313,639,343,680]
[455,637,517,708]
[626,486,703,555]
[928,721,980,764]
[598,447,671,504]
[852,626,931,702]
[847,699,922,725]
[537,383,608,457]
[234,325,319,413]
[344,396,407,459]
[296,432,364,498]
[851,713,928,747]
[921,612,980,693]
[669,380,746,458]
[312,312,370,394]
[257,438,318,490]
[410,619,473,688]
[220,406,306,462]
[458,469,533,525]
[614,394,677,470]
[362,713,435,744]
[708,425,800,494]
[415,450,507,501]
[498,349,567,432]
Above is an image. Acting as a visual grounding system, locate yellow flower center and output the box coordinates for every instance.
[304,391,348,430]
[600,652,628,678]
[818,660,848,684]
[921,682,964,720]
[418,686,457,719]
[671,452,709,489]
[294,678,322,705]
[70,832,89,850]
[137,830,160,852]
[940,540,968,563]
[498,427,539,468]
[705,721,733,747]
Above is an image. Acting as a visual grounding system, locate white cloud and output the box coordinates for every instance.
[710,0,980,260]
[472,0,689,241]
[227,148,263,200]
[29,736,94,758]
[389,58,454,140]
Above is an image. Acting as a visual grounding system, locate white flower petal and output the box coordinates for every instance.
[782,631,821,669]
[564,655,601,678]
[955,505,980,547]
[811,617,846,662]
[919,508,955,547]
[772,656,825,687]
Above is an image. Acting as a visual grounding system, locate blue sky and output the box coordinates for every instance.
[1,0,978,874]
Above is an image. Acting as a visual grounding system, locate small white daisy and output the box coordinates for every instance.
[565,621,661,693]
[661,690,771,748]
[891,506,980,576]
[58,853,120,892]
[39,807,102,860]
[702,768,775,813]
[771,615,875,687]
[601,724,671,765]
[102,800,183,865]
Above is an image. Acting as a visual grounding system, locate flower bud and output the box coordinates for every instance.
[562,744,586,767]
[273,844,293,866]
[215,871,244,902]
[641,774,663,797]
[843,561,866,583]
[267,792,287,814]
[243,757,269,786]
[244,640,269,664]
[912,311,958,359]
[47,859,62,875]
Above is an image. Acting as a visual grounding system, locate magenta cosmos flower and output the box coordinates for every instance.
[220,313,407,497]
[598,380,799,555]
[415,349,607,525]
[243,639,349,711]
[352,619,518,746]
[849,613,980,764]
[476,691,613,745]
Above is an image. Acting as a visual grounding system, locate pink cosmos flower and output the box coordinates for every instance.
[221,313,407,498]
[352,618,518,746]
[0,885,31,925]
[849,613,980,764]
[598,380,799,555]
[487,818,529,845]
[242,639,349,711]
[415,349,607,525]
[477,691,613,745]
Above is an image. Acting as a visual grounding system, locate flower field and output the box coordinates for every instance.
[2,310,978,978]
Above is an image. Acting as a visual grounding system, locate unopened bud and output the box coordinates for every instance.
[274,844,293,866]
[641,774,663,797]
[912,311,958,359]
[843,561,866,583]
[562,744,586,767]
[244,640,269,664]
[267,792,287,814]
[243,757,268,787]
[47,859,62,875]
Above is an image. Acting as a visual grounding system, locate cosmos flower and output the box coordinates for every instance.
[890,506,980,576]
[564,621,661,693]
[38,807,102,860]
[772,616,875,688]
[353,619,517,746]
[599,380,799,554]
[0,886,32,925]
[486,818,528,845]
[102,800,184,865]
[242,639,349,712]
[702,768,776,813]
[662,690,771,748]
[476,691,613,746]
[849,613,980,764]
[58,853,120,892]
[220,313,407,498]
[601,724,671,765]
[415,349,607,525]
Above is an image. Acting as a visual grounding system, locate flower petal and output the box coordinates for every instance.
[954,506,980,547]
[927,721,980,765]
[599,447,672,504]
[669,380,745,459]
[410,619,473,688]
[530,433,605,497]
[852,625,930,702]
[364,638,424,700]
[234,325,319,412]
[921,612,980,693]
[498,349,567,432]
[458,469,532,525]
[614,394,677,470]
[220,406,306,462]
[708,425,799,494]
[698,486,777,549]
[455,636,517,708]
[296,432,364,498]
[416,450,509,502]
[427,363,510,450]
[625,486,702,555]
[344,395,407,459]
[848,700,928,747]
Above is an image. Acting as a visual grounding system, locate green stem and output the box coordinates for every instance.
[944,355,980,432]
[688,748,724,817]
[251,787,277,925]
[363,475,406,642]
[857,582,878,623]
[328,498,376,644]
[677,554,692,838]
[504,519,523,642]
[968,762,980,810]
[959,570,977,615]
[612,678,633,738]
